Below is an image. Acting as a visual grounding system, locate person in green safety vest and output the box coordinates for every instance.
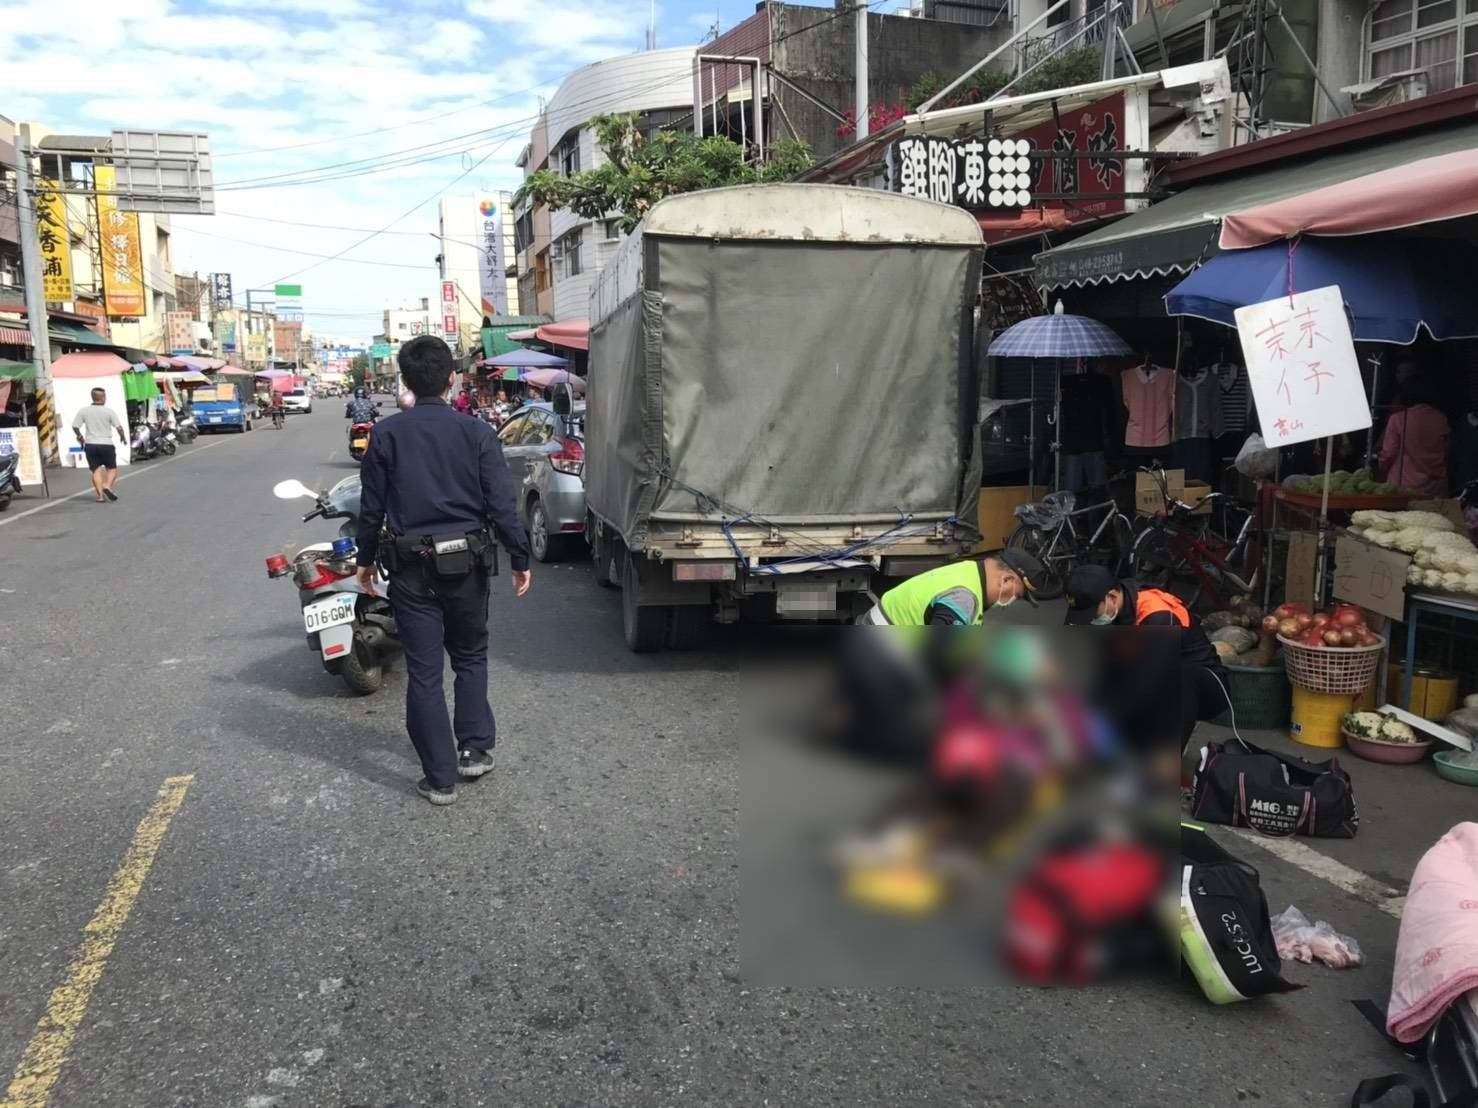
[860,549,1046,625]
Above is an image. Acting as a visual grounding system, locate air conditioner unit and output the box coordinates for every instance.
[1342,69,1429,112]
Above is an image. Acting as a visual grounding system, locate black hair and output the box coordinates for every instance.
[1399,374,1440,410]
[397,335,453,398]
[90,387,105,398]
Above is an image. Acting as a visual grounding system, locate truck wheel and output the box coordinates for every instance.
[621,553,667,653]
[592,521,617,588]
[666,606,708,651]
[340,637,383,695]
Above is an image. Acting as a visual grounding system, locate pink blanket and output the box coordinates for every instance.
[1388,822,1478,1043]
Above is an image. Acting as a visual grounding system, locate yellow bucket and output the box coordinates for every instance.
[1387,664,1460,721]
[1290,686,1353,748]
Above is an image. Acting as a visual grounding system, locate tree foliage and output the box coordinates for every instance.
[514,114,814,234]
[907,47,1103,113]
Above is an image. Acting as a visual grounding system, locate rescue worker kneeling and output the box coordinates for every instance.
[1062,565,1228,773]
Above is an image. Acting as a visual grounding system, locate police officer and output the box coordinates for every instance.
[354,336,532,806]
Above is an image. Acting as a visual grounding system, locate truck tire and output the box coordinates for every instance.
[621,552,667,653]
[592,520,617,588]
[666,605,708,651]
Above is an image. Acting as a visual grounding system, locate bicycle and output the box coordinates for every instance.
[1126,466,1259,610]
[271,408,285,430]
[1005,486,1138,599]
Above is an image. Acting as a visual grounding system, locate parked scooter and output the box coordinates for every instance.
[347,420,374,461]
[0,449,22,511]
[174,408,198,443]
[266,476,398,695]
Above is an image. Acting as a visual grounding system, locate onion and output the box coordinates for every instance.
[1303,629,1327,647]
[1358,629,1380,647]
[1312,613,1331,628]
[1273,604,1293,621]
[1324,629,1345,646]
[1278,618,1301,638]
[1262,615,1281,633]
[1294,613,1315,631]
[1339,629,1358,646]
[1335,608,1364,628]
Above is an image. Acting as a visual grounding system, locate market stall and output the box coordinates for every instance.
[50,352,135,467]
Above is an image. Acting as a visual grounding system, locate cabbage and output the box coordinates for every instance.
[1392,511,1458,533]
[1408,565,1425,584]
[1344,711,1385,738]
[1379,716,1416,743]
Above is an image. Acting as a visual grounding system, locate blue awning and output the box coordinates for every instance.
[1165,233,1478,345]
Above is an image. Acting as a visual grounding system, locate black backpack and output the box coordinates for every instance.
[1191,739,1359,839]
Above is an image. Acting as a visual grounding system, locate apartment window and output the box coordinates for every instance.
[1366,0,1478,90]
[602,218,623,241]
[514,210,534,253]
[0,251,18,288]
[398,321,407,332]
[558,138,581,177]
[557,229,584,278]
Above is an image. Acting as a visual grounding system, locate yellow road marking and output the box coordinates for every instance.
[1,775,193,1108]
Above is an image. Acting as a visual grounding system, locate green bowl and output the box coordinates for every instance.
[1433,751,1478,787]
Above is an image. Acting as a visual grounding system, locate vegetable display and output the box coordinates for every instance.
[1286,468,1399,496]
[1342,709,1418,744]
[1272,602,1382,649]
[1350,509,1478,598]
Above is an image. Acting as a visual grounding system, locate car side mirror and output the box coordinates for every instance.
[551,383,573,416]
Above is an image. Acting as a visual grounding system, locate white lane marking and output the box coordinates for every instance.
[0,437,231,528]
[1226,827,1406,918]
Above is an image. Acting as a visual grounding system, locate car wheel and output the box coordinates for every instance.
[529,500,560,564]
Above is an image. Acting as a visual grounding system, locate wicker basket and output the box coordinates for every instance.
[1211,663,1292,730]
[1277,635,1385,695]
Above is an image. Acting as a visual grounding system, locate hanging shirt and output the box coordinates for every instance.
[1058,372,1114,455]
[1210,362,1251,437]
[1121,365,1175,448]
[1174,368,1216,441]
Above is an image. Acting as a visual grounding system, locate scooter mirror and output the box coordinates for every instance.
[272,479,317,500]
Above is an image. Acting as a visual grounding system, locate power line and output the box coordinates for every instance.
[171,223,439,269]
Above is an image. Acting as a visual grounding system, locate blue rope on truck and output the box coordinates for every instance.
[725,512,957,575]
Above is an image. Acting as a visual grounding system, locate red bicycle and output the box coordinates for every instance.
[1126,467,1260,610]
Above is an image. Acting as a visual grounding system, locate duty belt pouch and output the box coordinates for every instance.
[427,532,473,577]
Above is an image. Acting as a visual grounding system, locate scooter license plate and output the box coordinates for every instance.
[303,594,355,634]
[351,438,368,450]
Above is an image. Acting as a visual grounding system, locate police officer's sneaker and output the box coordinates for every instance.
[458,749,494,780]
[416,778,457,806]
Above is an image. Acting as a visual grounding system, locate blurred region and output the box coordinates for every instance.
[742,626,1185,989]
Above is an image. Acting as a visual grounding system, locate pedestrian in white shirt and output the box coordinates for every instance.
[71,388,127,503]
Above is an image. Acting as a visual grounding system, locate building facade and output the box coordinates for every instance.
[515,46,697,325]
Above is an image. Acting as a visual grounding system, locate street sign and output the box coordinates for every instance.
[370,343,392,359]
[35,178,73,302]
[1234,285,1371,448]
[274,284,303,323]
[110,130,214,215]
[477,193,509,316]
[211,272,233,309]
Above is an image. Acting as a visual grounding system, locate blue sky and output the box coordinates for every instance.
[0,0,769,341]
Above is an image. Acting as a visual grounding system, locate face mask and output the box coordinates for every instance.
[993,580,1017,610]
[1091,613,1115,626]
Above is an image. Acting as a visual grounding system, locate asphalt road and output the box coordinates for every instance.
[0,405,1453,1107]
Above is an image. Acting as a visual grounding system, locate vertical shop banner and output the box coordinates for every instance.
[211,272,233,310]
[1234,285,1371,447]
[476,193,509,316]
[166,310,194,354]
[440,279,458,345]
[35,178,74,302]
[95,166,146,318]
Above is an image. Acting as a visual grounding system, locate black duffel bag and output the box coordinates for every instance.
[1191,738,1359,839]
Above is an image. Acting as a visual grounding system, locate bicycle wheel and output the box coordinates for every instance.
[1006,523,1070,600]
[1104,513,1137,578]
[1127,524,1178,587]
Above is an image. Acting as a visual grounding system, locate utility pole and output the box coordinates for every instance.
[854,0,870,142]
[14,124,57,462]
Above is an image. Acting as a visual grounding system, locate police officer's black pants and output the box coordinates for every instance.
[388,566,495,789]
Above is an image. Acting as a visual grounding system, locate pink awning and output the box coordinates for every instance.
[0,326,33,346]
[536,319,588,352]
[506,328,538,341]
[1221,147,1478,250]
[51,351,132,378]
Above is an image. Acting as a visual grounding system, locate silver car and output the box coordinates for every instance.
[497,400,586,563]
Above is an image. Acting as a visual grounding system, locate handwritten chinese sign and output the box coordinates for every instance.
[1233,285,1370,448]
[95,166,146,318]
[35,178,73,303]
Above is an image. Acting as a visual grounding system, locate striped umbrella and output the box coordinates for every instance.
[988,304,1131,358]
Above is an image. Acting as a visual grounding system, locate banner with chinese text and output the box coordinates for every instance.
[96,166,146,318]
[476,193,509,317]
[36,178,73,302]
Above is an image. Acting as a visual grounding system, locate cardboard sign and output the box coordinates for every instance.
[1234,285,1372,447]
[1333,532,1410,622]
[1285,532,1320,611]
[0,426,43,486]
[1135,467,1184,515]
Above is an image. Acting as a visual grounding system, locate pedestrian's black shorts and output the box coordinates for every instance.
[83,444,117,471]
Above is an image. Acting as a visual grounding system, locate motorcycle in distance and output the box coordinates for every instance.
[266,476,397,695]
[271,405,285,430]
[0,449,22,511]
[129,421,175,460]
[347,420,373,461]
[173,407,198,443]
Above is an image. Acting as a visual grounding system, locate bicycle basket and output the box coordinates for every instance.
[1014,491,1076,530]
[1277,635,1385,695]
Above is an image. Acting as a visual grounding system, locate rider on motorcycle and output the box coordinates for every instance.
[267,395,287,427]
[344,386,377,424]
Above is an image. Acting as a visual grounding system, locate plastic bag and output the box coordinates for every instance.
[1014,490,1076,530]
[1270,906,1362,968]
[1236,433,1279,480]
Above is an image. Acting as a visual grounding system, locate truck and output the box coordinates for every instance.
[190,381,255,433]
[584,183,986,652]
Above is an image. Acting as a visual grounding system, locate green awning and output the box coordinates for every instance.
[0,359,36,380]
[121,370,158,402]
[49,320,119,349]
[1034,119,1478,289]
[480,315,551,359]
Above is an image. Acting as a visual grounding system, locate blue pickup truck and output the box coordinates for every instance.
[191,382,255,433]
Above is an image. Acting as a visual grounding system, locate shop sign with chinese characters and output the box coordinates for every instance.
[36,178,74,302]
[95,166,146,318]
[1233,285,1371,447]
[887,92,1127,217]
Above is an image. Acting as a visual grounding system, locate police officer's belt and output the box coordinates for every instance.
[382,529,496,577]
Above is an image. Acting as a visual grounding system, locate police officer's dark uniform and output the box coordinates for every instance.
[355,393,529,803]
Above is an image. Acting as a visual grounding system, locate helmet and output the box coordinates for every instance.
[354,386,369,399]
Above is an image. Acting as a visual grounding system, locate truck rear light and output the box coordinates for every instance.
[551,436,584,475]
[265,553,291,578]
[673,561,736,582]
